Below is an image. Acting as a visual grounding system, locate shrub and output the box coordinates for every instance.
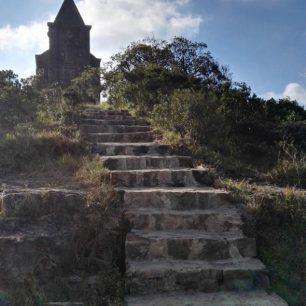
[0,71,42,135]
[253,190,306,306]
[63,67,102,105]
[76,157,115,208]
[221,181,306,306]
[269,141,306,188]
[102,37,230,114]
[102,37,306,177]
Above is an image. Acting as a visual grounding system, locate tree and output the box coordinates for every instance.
[102,37,306,167]
[64,67,102,105]
[102,37,230,113]
[0,70,41,134]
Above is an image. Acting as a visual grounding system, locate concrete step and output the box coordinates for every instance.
[125,291,288,306]
[80,124,151,135]
[0,189,85,219]
[81,118,149,126]
[102,155,192,170]
[125,208,242,232]
[84,131,154,143]
[116,187,232,210]
[126,230,256,261]
[126,258,269,295]
[92,142,171,156]
[110,169,214,188]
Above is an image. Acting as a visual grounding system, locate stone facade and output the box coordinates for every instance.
[36,0,100,86]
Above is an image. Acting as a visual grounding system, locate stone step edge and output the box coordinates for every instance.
[101,155,191,159]
[93,142,167,146]
[45,303,84,306]
[127,229,247,241]
[109,168,208,173]
[127,257,266,274]
[124,290,288,306]
[0,228,73,239]
[80,124,150,128]
[125,207,241,216]
[82,115,141,119]
[1,188,86,194]
[81,119,149,126]
[115,186,227,193]
[83,108,129,112]
[87,131,154,136]
[1,189,86,218]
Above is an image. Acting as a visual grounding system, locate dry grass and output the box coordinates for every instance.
[217,177,306,306]
[76,156,115,208]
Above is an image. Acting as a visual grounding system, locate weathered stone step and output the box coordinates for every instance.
[110,169,214,188]
[0,217,29,233]
[0,230,73,282]
[116,187,232,210]
[83,113,133,120]
[81,118,149,126]
[80,124,151,135]
[45,303,84,306]
[125,291,288,306]
[92,142,171,156]
[126,230,256,260]
[125,208,242,232]
[85,132,154,143]
[0,216,76,235]
[83,109,129,116]
[0,189,85,219]
[102,155,192,170]
[126,258,269,295]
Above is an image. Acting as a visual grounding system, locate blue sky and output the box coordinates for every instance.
[0,0,306,105]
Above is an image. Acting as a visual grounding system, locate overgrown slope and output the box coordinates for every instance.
[0,70,125,305]
[101,36,306,306]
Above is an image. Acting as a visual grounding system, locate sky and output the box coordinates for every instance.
[0,0,306,106]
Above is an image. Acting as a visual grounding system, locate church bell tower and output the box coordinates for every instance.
[36,0,100,86]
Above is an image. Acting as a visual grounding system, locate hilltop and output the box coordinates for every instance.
[0,37,305,305]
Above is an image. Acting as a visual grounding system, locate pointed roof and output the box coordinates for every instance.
[54,0,85,26]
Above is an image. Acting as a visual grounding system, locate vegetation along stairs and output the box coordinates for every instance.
[81,108,288,306]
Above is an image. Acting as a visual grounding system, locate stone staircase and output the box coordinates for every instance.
[81,108,288,306]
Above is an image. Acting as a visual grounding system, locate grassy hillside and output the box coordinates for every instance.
[1,36,306,305]
[101,37,306,305]
[0,70,123,305]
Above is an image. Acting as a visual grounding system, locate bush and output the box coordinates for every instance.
[253,190,306,306]
[64,67,102,105]
[0,71,42,135]
[102,38,306,176]
[0,69,87,177]
[0,129,86,176]
[269,141,306,188]
[220,180,306,306]
[102,37,230,114]
[76,157,115,208]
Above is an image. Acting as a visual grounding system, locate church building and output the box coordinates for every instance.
[36,0,100,86]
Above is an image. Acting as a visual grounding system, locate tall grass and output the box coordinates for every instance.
[220,179,306,306]
[76,157,115,208]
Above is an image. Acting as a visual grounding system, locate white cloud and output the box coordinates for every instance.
[0,22,48,53]
[264,83,306,107]
[0,0,202,77]
[77,0,202,61]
